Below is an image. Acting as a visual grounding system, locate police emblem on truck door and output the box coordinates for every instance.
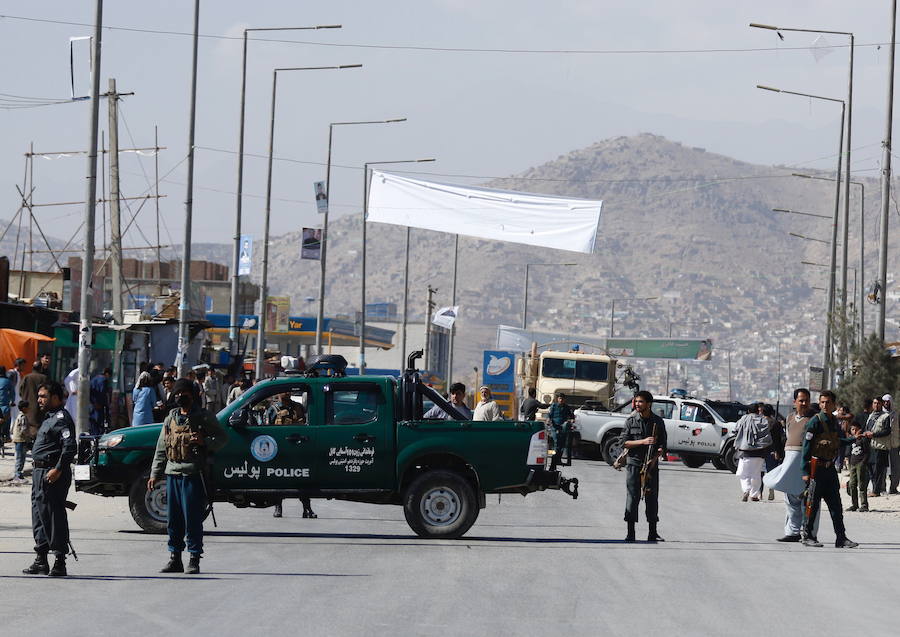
[250,435,278,462]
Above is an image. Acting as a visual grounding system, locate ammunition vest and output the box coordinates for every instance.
[811,415,840,461]
[164,415,198,463]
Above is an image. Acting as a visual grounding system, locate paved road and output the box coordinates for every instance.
[1,458,898,636]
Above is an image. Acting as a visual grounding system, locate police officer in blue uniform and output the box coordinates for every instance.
[22,381,77,577]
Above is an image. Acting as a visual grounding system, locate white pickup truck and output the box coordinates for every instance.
[573,395,746,472]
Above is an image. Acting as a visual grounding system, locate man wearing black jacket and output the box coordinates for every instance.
[520,387,548,421]
[618,390,668,543]
[22,382,77,577]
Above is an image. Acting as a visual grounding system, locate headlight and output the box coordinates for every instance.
[99,434,125,449]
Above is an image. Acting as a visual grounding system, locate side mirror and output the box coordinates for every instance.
[228,407,249,429]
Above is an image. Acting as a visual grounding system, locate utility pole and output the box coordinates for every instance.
[107,78,123,324]
[155,125,162,295]
[446,235,459,386]
[425,285,437,370]
[75,0,104,436]
[775,342,782,416]
[727,349,733,402]
[878,0,897,341]
[840,34,855,372]
[665,322,672,394]
[400,227,411,372]
[177,0,200,375]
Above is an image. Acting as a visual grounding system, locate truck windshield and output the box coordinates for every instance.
[541,358,608,382]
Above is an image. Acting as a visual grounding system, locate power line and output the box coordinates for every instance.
[0,99,73,111]
[0,91,68,102]
[0,13,890,56]
[195,145,797,184]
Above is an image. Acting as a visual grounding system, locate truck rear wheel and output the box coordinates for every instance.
[681,455,708,469]
[721,443,739,474]
[128,470,168,534]
[403,470,478,539]
[601,431,624,466]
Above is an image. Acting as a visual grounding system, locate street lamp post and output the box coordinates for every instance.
[789,232,833,246]
[254,64,362,380]
[609,296,658,339]
[877,0,898,341]
[802,260,858,362]
[230,24,341,353]
[176,0,201,377]
[75,0,104,435]
[522,262,577,330]
[752,21,856,358]
[314,118,407,357]
[758,84,845,386]
[773,207,831,220]
[360,158,435,374]
[794,173,866,345]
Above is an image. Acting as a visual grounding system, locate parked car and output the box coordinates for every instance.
[572,393,741,472]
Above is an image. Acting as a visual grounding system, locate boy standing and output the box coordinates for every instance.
[846,421,870,512]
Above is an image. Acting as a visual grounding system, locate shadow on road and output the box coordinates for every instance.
[210,571,368,577]
[205,529,666,545]
[0,574,227,581]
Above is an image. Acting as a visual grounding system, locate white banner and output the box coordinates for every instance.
[367,171,602,254]
[432,306,459,330]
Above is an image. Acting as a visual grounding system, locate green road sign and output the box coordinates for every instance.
[606,338,712,360]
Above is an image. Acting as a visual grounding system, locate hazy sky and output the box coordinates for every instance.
[2,1,898,249]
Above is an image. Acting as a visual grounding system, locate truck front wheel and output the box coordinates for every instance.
[128,470,168,534]
[403,470,479,539]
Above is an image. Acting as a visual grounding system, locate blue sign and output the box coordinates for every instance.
[482,350,515,391]
[238,235,253,275]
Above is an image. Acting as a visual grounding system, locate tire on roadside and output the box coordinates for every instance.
[403,470,479,539]
[128,469,168,534]
[601,430,623,465]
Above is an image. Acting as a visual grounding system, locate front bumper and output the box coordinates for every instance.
[73,436,143,496]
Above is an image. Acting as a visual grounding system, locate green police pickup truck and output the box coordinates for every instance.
[75,354,578,539]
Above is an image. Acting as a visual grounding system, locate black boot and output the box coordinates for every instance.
[22,553,49,575]
[625,521,636,542]
[302,506,317,519]
[48,555,67,577]
[186,554,201,575]
[273,502,283,518]
[160,552,184,573]
[648,523,665,543]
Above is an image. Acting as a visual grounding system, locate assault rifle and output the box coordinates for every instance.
[800,457,819,541]
[639,420,660,501]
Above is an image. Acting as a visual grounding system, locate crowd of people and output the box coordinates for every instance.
[726,387,899,548]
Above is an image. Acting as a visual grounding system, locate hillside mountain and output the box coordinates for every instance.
[4,134,891,402]
[256,134,887,401]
